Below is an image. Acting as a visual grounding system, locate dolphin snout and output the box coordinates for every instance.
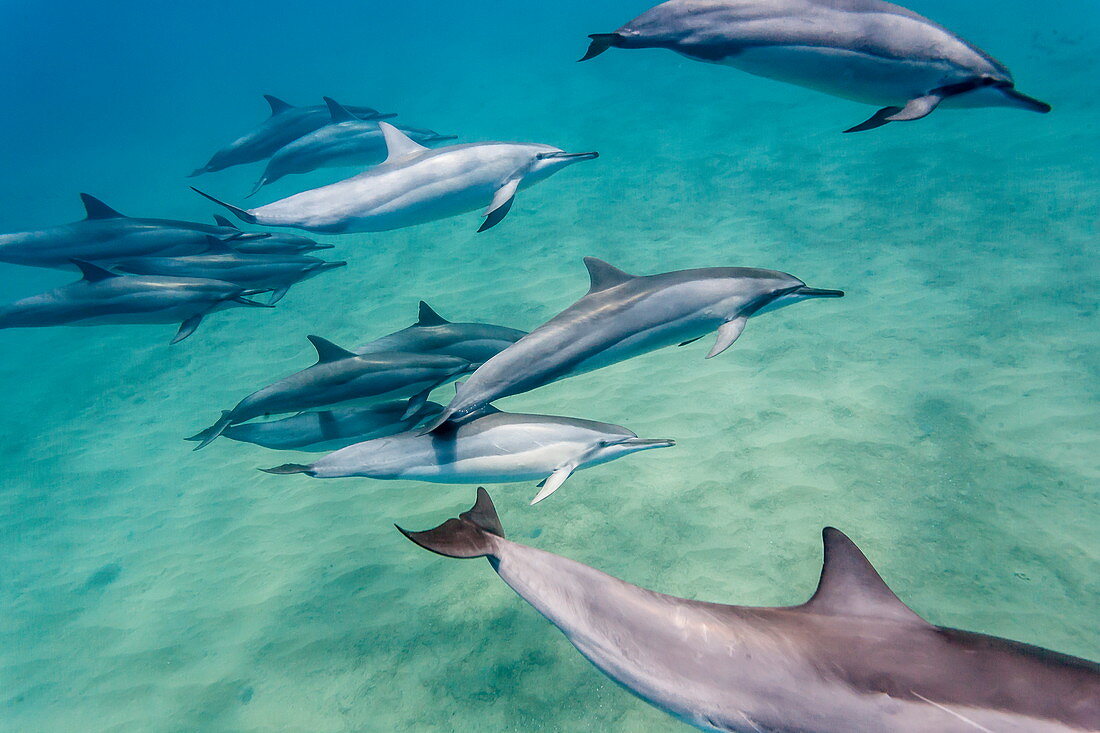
[622,437,676,449]
[539,151,600,161]
[796,286,844,298]
[316,261,348,273]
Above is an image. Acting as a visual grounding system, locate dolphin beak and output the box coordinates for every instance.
[539,151,600,162]
[317,261,348,272]
[621,438,676,449]
[1000,87,1052,113]
[311,243,336,250]
[796,286,845,298]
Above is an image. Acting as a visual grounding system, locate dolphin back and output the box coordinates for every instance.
[398,487,504,558]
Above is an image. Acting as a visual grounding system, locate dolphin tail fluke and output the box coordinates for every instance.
[579,33,621,62]
[260,463,314,475]
[190,187,258,224]
[192,411,235,450]
[396,487,505,559]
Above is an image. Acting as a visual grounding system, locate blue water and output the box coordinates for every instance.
[0,0,1097,730]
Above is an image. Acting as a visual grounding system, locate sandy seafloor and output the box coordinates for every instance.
[0,0,1097,730]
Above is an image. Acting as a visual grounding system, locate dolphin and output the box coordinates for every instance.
[249,97,457,195]
[0,194,269,269]
[212,216,334,254]
[263,405,673,504]
[423,257,843,431]
[580,0,1051,132]
[191,123,598,234]
[356,301,527,366]
[192,336,473,450]
[112,238,346,304]
[186,400,443,452]
[400,489,1100,732]
[0,260,272,344]
[189,95,396,176]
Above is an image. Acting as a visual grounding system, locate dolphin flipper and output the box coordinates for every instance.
[706,317,748,358]
[171,314,205,344]
[401,387,434,420]
[478,179,520,233]
[844,106,905,133]
[397,487,504,558]
[268,286,291,305]
[192,411,235,450]
[886,94,943,122]
[531,464,576,505]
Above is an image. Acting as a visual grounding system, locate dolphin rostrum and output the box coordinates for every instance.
[263,405,673,504]
[212,216,334,255]
[112,238,346,304]
[249,97,457,195]
[186,400,443,452]
[189,95,396,176]
[0,194,269,270]
[423,257,843,431]
[581,0,1051,132]
[356,301,527,366]
[191,123,598,234]
[401,489,1100,731]
[192,336,473,450]
[0,260,272,344]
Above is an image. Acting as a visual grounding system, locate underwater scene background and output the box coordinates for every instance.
[0,0,1097,730]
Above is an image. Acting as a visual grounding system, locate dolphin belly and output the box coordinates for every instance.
[715,45,960,106]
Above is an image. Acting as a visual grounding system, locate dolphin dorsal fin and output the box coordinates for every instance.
[799,528,927,624]
[213,215,240,230]
[72,259,118,282]
[583,257,634,294]
[264,94,293,116]
[307,335,357,364]
[80,193,125,220]
[379,122,428,164]
[323,97,358,123]
[417,301,449,326]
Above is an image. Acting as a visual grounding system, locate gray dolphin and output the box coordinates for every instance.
[263,406,673,504]
[0,260,272,344]
[112,238,346,304]
[189,95,396,176]
[249,97,457,196]
[581,0,1051,132]
[186,400,443,452]
[401,489,1100,731]
[356,301,527,366]
[191,122,598,234]
[212,216,334,254]
[0,194,269,270]
[423,257,843,431]
[192,336,473,450]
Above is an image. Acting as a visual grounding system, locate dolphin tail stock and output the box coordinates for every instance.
[260,463,314,475]
[189,187,258,224]
[579,33,622,62]
[396,487,505,559]
[191,411,235,450]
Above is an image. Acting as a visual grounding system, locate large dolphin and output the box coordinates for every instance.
[187,400,443,452]
[249,98,456,195]
[189,95,395,176]
[112,239,346,304]
[423,258,843,431]
[0,194,268,269]
[356,301,527,366]
[212,216,334,255]
[0,260,271,344]
[191,123,598,234]
[401,489,1100,732]
[581,0,1051,132]
[263,406,673,504]
[192,336,473,450]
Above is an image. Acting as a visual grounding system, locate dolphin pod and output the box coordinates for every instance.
[0,260,272,343]
[402,489,1100,732]
[262,405,674,504]
[250,97,457,196]
[191,336,474,450]
[581,0,1051,132]
[0,194,270,269]
[191,122,598,234]
[189,95,397,176]
[423,257,843,431]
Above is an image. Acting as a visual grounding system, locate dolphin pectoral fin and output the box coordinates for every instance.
[885,94,943,122]
[843,106,904,133]
[531,465,576,505]
[678,336,704,347]
[192,411,235,450]
[268,286,291,305]
[579,33,620,62]
[171,314,204,344]
[706,317,747,359]
[401,388,433,420]
[478,179,521,233]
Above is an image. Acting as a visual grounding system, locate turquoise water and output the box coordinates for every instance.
[1,0,1097,730]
